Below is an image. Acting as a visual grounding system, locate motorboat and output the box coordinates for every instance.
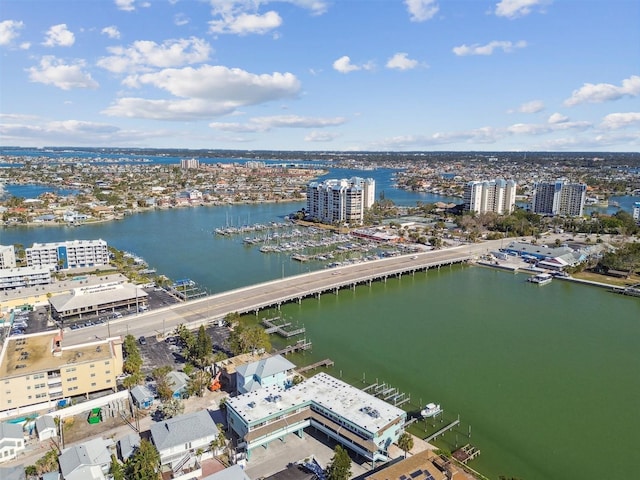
[421,403,442,418]
[527,272,552,285]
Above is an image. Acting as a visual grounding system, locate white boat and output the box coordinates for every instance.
[421,403,442,418]
[527,273,552,285]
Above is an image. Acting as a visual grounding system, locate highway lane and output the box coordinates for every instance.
[63,239,505,346]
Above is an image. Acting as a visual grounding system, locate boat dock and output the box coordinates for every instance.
[424,418,460,443]
[276,339,312,355]
[261,317,306,337]
[361,381,411,407]
[452,444,481,464]
[296,358,334,373]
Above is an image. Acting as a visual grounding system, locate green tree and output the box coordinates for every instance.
[397,432,414,458]
[157,397,184,419]
[123,335,143,375]
[209,423,228,454]
[189,325,213,368]
[326,445,351,480]
[187,369,211,397]
[228,324,271,355]
[109,454,126,480]
[125,439,161,480]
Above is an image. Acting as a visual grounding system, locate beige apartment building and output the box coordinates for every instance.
[0,331,123,416]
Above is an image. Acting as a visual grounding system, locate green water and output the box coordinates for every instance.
[272,266,640,480]
[4,205,640,479]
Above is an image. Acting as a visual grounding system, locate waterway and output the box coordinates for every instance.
[1,202,639,480]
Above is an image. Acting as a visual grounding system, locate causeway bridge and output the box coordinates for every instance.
[65,240,503,344]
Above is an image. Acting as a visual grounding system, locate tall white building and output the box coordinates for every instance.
[306,177,375,225]
[532,180,587,217]
[633,202,640,223]
[180,158,199,169]
[463,179,517,215]
[0,245,16,269]
[26,239,110,270]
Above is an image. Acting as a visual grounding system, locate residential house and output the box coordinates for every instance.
[166,371,190,399]
[149,410,219,475]
[0,423,25,464]
[58,437,114,480]
[0,465,26,480]
[236,354,296,394]
[117,433,140,462]
[35,415,58,441]
[130,385,154,409]
[202,464,252,480]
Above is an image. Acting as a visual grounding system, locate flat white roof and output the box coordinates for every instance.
[228,372,405,435]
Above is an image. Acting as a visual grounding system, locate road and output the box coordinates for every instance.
[63,239,506,346]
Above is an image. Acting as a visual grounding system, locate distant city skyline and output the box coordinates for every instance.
[1,0,639,152]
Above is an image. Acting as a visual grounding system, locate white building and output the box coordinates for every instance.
[463,179,517,215]
[633,202,640,223]
[26,239,109,270]
[226,372,406,465]
[306,177,375,225]
[0,265,52,290]
[0,423,25,464]
[180,158,199,169]
[532,179,587,217]
[0,245,16,269]
[150,410,219,474]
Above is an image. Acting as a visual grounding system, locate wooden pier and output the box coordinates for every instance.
[452,444,481,464]
[425,418,460,443]
[360,381,410,407]
[276,339,312,355]
[262,317,305,338]
[296,358,334,373]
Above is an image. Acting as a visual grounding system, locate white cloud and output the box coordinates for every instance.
[600,112,640,130]
[103,65,300,120]
[332,56,373,73]
[548,112,568,124]
[174,13,190,26]
[97,37,211,73]
[0,20,24,46]
[507,119,590,135]
[404,0,439,22]
[517,100,544,113]
[43,23,75,47]
[305,131,340,142]
[453,40,527,56]
[386,52,419,71]
[495,0,550,19]
[333,56,359,73]
[210,115,345,133]
[115,0,135,11]
[27,56,98,90]
[564,75,640,106]
[101,26,121,39]
[210,11,282,35]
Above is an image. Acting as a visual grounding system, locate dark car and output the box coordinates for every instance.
[138,336,147,345]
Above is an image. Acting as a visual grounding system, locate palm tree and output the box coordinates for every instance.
[397,432,414,458]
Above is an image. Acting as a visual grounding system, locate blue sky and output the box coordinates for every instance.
[1,0,639,152]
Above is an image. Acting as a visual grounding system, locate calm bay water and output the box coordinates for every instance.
[1,201,639,479]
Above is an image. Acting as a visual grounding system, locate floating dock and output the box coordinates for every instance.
[452,444,481,464]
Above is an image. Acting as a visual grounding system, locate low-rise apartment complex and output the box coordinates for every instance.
[26,239,109,270]
[0,331,123,416]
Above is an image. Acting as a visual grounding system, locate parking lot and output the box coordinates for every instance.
[137,324,230,374]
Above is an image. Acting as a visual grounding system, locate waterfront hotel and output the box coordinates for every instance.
[26,239,110,270]
[226,372,406,465]
[0,331,123,416]
[531,179,587,217]
[306,177,375,225]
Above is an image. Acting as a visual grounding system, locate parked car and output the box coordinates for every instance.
[138,336,147,345]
